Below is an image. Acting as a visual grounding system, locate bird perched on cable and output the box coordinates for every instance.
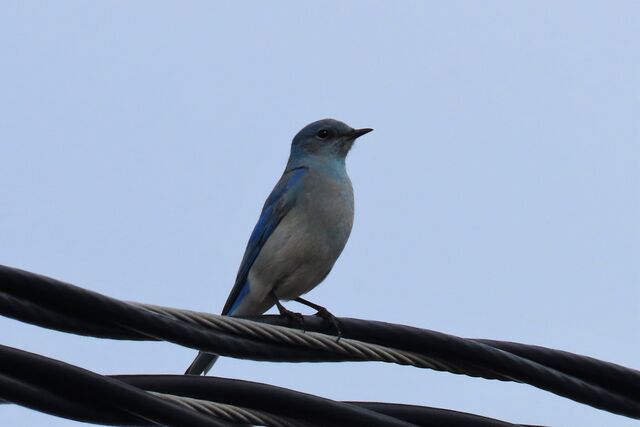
[185,118,372,375]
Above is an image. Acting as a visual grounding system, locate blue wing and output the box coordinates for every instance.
[221,166,308,315]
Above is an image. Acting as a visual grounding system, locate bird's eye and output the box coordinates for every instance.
[316,129,329,139]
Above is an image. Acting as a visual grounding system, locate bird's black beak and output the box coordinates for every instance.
[351,128,374,139]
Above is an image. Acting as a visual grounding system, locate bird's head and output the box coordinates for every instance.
[290,119,373,162]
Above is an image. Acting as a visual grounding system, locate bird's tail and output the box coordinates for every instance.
[184,351,219,375]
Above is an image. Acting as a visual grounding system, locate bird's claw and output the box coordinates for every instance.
[277,305,306,331]
[272,292,306,331]
[314,307,342,340]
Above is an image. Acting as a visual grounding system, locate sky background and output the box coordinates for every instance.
[1,2,638,426]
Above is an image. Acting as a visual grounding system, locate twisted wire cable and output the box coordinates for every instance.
[133,305,640,419]
[0,373,147,425]
[0,266,341,362]
[136,302,488,376]
[0,345,418,427]
[154,392,313,427]
[1,264,639,420]
[0,345,231,427]
[118,375,542,427]
[0,351,540,427]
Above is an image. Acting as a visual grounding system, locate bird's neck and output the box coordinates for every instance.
[286,152,347,176]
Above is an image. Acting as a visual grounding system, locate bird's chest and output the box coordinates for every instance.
[248,172,354,300]
[296,174,354,250]
[271,176,353,297]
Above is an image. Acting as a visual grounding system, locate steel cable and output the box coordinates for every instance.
[1,264,639,420]
[0,349,539,427]
[0,346,417,427]
[0,345,231,427]
[117,375,541,427]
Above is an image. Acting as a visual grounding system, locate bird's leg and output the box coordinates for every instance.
[294,297,342,339]
[270,291,305,330]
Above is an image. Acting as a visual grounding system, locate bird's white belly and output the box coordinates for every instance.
[246,181,353,310]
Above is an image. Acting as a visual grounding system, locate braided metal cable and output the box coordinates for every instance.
[154,392,313,427]
[135,303,489,376]
[118,375,539,427]
[0,345,232,427]
[2,264,640,420]
[1,371,541,427]
[0,343,418,427]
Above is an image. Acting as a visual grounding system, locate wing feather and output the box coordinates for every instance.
[221,167,308,315]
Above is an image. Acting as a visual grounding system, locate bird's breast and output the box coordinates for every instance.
[298,171,354,248]
[248,171,354,301]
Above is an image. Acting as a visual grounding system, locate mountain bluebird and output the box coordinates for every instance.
[185,118,372,375]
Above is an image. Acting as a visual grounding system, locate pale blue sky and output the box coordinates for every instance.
[1,2,638,426]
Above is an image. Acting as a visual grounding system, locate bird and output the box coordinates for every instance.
[185,118,372,375]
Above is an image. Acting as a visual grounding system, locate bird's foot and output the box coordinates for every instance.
[275,302,305,330]
[293,297,342,340]
[271,291,305,330]
[314,307,342,340]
